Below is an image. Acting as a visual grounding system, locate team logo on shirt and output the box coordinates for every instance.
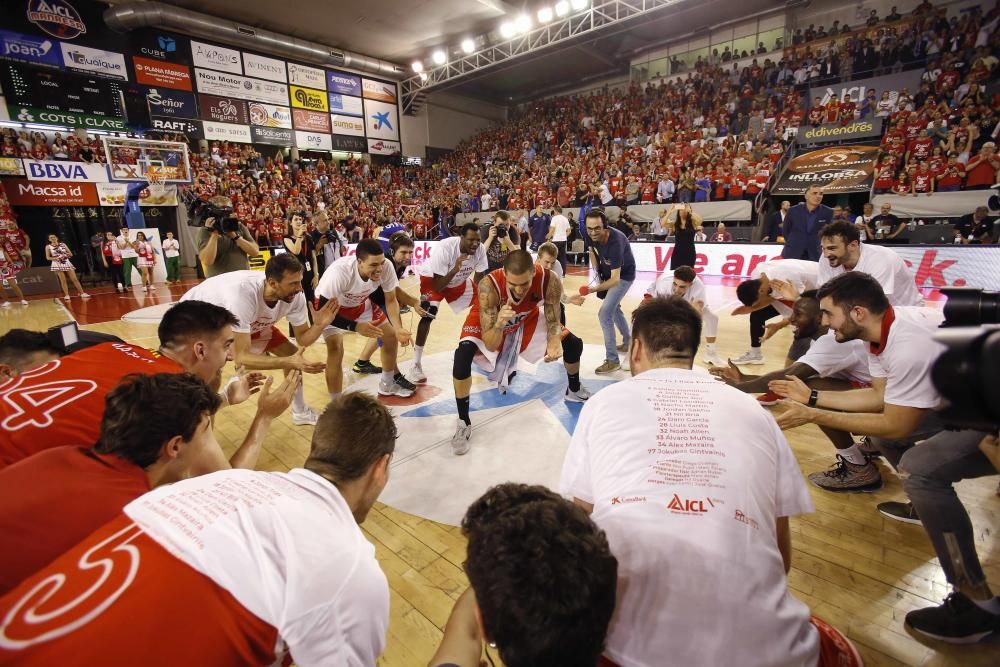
[666,494,716,514]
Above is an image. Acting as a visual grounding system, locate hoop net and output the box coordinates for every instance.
[102,136,192,184]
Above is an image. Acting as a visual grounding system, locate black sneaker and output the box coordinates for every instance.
[877,501,921,525]
[352,360,382,374]
[906,592,1000,644]
[807,455,883,492]
[394,372,417,392]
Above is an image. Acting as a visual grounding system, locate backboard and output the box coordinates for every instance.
[102,136,192,184]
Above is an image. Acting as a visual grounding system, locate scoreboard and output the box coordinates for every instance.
[1,62,124,117]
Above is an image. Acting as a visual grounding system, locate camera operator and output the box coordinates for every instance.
[482,210,520,271]
[196,195,260,278]
[312,210,348,276]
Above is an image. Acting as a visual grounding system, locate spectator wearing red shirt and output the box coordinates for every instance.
[892,173,914,196]
[912,162,935,195]
[907,130,934,163]
[710,223,733,242]
[937,157,965,191]
[964,142,999,189]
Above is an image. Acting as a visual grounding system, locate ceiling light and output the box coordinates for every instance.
[411,60,423,73]
[499,22,515,38]
[538,7,553,23]
[555,1,570,17]
[432,50,446,65]
[461,38,475,53]
[515,14,532,33]
[419,72,428,82]
[570,0,588,10]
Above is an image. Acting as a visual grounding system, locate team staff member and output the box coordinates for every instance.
[0,370,297,594]
[645,265,724,366]
[0,393,395,666]
[429,484,617,667]
[0,301,270,468]
[782,184,832,261]
[181,254,340,426]
[560,297,861,667]
[582,210,635,375]
[196,195,260,278]
[770,272,945,492]
[409,224,488,384]
[316,239,416,399]
[451,250,567,455]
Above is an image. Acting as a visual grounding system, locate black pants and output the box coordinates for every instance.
[749,305,780,347]
[107,263,125,286]
[553,241,567,273]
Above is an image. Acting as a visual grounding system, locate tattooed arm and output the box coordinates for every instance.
[543,271,563,362]
[477,277,512,352]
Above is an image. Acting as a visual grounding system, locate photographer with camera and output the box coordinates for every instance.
[195,195,260,278]
[482,210,520,272]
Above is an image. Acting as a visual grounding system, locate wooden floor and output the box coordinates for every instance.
[5,275,998,666]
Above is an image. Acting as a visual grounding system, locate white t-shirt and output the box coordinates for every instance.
[162,239,180,257]
[125,468,389,666]
[316,256,398,308]
[869,306,945,408]
[648,274,707,307]
[799,332,871,384]
[117,235,138,258]
[549,214,572,242]
[419,236,488,289]
[753,259,820,317]
[181,270,308,335]
[818,243,924,307]
[561,368,817,667]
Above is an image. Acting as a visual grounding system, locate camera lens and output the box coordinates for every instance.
[941,288,1000,327]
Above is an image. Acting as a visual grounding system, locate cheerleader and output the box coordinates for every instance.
[134,231,155,292]
[45,234,89,300]
[101,231,125,292]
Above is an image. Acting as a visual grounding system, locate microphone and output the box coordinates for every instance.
[578,286,590,296]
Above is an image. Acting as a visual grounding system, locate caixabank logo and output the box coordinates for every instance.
[27,0,86,40]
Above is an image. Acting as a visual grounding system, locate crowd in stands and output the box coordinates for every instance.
[1,1,997,244]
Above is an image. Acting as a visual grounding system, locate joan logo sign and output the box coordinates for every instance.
[0,29,61,67]
[27,0,86,40]
[290,85,329,112]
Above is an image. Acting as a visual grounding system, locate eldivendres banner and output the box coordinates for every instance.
[797,119,884,145]
[772,145,880,195]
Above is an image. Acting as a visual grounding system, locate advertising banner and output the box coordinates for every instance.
[809,69,923,107]
[367,138,401,155]
[133,56,192,91]
[0,158,25,176]
[328,92,363,117]
[797,119,884,145]
[7,105,126,131]
[292,108,331,133]
[60,42,127,80]
[245,77,289,105]
[327,70,361,96]
[97,183,178,207]
[145,87,197,118]
[151,116,203,139]
[243,52,286,82]
[330,134,367,153]
[202,120,252,143]
[25,0,89,41]
[329,115,365,136]
[363,98,399,141]
[198,94,249,124]
[288,62,326,89]
[362,78,397,103]
[290,85,329,112]
[5,178,98,206]
[194,68,249,97]
[22,159,108,182]
[191,40,241,74]
[295,130,332,151]
[0,29,62,67]
[771,145,880,195]
[133,30,191,65]
[248,102,292,128]
[251,125,294,146]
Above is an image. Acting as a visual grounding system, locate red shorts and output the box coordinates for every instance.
[249,326,289,354]
[324,301,387,336]
[419,275,475,313]
[850,381,872,390]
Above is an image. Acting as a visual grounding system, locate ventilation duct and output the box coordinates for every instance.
[104,1,405,80]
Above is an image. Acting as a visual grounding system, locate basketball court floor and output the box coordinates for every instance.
[4,269,997,666]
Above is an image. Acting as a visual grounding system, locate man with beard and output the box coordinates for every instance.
[769,272,945,492]
[182,254,341,425]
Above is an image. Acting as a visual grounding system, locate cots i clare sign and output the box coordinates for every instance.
[9,106,126,131]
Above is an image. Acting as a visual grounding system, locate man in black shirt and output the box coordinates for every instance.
[954,207,995,244]
[870,203,906,240]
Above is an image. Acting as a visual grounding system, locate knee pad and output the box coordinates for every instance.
[562,332,583,364]
[420,301,438,321]
[453,340,477,380]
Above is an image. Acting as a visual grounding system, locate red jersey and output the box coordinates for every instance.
[0,446,149,594]
[462,265,548,343]
[912,171,933,193]
[874,164,897,190]
[824,102,840,124]
[0,343,182,469]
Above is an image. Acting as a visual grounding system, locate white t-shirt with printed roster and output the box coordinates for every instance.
[316,255,398,308]
[868,306,945,408]
[817,242,925,307]
[560,368,818,667]
[419,236,488,289]
[181,270,308,335]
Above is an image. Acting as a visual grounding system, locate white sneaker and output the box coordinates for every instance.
[117,283,124,292]
[20,300,28,306]
[291,407,320,426]
[404,364,427,384]
[378,376,415,397]
[565,386,592,402]
[80,292,91,299]
[142,285,148,292]
[731,349,764,365]
[0,301,10,308]
[702,350,724,366]
[451,420,472,455]
[63,295,71,301]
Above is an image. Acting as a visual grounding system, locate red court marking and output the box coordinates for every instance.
[378,384,442,407]
[57,281,198,325]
